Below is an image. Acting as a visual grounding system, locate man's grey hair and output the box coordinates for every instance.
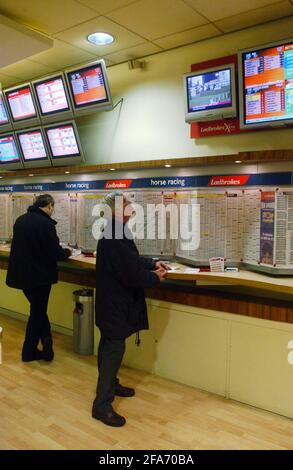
[104,191,127,211]
[33,194,55,208]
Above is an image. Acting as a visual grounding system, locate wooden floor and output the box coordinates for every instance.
[1,314,293,450]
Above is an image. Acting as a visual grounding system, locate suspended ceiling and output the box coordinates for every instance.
[0,0,292,88]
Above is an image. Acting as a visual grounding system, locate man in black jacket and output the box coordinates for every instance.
[6,194,71,362]
[92,192,168,427]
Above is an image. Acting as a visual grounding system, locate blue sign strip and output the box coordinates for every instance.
[0,172,292,192]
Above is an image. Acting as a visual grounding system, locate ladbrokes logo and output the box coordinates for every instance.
[223,122,237,133]
[200,122,237,134]
[104,180,132,189]
[208,175,250,186]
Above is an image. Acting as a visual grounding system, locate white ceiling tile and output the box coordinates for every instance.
[103,42,162,63]
[54,16,146,54]
[106,0,208,40]
[214,1,293,33]
[30,39,97,69]
[1,59,54,84]
[76,0,138,14]
[0,14,53,67]
[0,0,97,35]
[0,0,292,85]
[184,0,286,22]
[153,24,221,49]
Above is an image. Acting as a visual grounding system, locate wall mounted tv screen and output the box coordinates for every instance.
[0,94,12,132]
[183,63,237,122]
[65,59,113,115]
[238,39,293,128]
[32,73,73,122]
[4,84,40,128]
[16,128,51,168]
[44,121,84,166]
[0,133,23,169]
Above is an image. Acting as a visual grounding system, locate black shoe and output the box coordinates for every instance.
[92,409,126,427]
[42,336,54,362]
[115,384,135,397]
[22,349,43,362]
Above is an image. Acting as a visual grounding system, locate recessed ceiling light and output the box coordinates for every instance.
[235,160,242,164]
[87,32,114,46]
[65,171,70,174]
[165,164,172,168]
[110,168,116,171]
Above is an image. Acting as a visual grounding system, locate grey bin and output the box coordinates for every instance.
[72,289,94,355]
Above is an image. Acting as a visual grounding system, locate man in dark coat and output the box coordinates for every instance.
[6,194,71,362]
[92,192,168,427]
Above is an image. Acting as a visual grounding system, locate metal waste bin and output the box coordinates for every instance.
[72,289,94,355]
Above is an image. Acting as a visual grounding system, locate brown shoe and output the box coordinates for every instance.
[92,409,126,427]
[115,384,135,397]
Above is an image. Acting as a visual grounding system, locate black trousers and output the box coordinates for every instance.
[93,335,126,413]
[22,285,52,356]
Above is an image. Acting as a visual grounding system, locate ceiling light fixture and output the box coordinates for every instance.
[87,32,114,46]
[165,164,172,168]
[235,160,242,164]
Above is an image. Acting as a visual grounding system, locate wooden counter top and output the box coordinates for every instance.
[1,244,293,295]
[166,267,293,295]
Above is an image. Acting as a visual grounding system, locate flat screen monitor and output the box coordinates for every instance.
[238,39,293,128]
[183,63,237,122]
[65,59,113,115]
[0,93,12,132]
[16,128,52,168]
[32,73,73,123]
[44,121,84,166]
[0,133,23,169]
[4,83,40,129]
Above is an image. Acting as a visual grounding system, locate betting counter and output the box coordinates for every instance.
[1,244,293,419]
[1,244,293,323]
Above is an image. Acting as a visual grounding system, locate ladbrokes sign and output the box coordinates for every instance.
[208,175,250,186]
[191,117,241,138]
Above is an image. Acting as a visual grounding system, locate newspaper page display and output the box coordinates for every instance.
[176,190,226,262]
[76,192,106,251]
[0,194,10,239]
[242,189,261,265]
[1,186,293,271]
[52,193,73,245]
[10,194,35,235]
[132,191,175,256]
[275,188,293,267]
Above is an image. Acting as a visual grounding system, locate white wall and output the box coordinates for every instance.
[76,16,293,165]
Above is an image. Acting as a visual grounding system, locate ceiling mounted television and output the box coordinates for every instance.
[32,73,73,123]
[183,63,237,122]
[16,128,52,168]
[4,83,40,129]
[65,59,113,116]
[238,38,293,128]
[43,121,84,166]
[0,133,23,169]
[0,93,12,133]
